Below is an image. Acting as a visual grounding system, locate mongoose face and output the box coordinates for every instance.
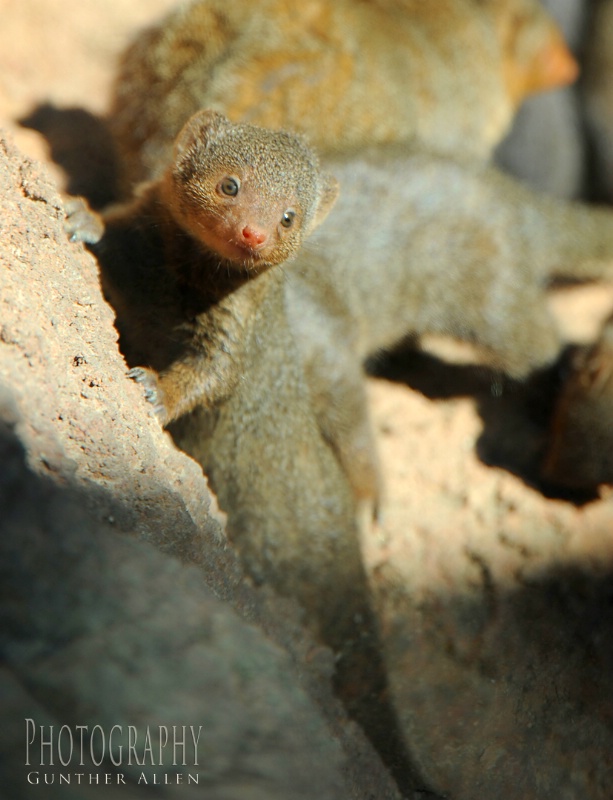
[162,110,339,273]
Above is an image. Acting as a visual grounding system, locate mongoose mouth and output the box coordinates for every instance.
[217,240,279,274]
[225,241,268,266]
[196,226,267,266]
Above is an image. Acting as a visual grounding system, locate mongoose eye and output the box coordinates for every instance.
[219,176,240,197]
[280,210,296,229]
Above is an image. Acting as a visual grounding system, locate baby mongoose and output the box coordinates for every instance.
[542,314,613,489]
[66,109,379,657]
[283,146,613,496]
[68,108,338,427]
[67,111,394,767]
[109,0,578,190]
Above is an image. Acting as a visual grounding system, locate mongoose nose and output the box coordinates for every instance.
[241,225,267,248]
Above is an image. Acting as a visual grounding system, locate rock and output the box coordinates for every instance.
[363,375,613,800]
[0,411,347,800]
[375,553,613,799]
[0,132,231,589]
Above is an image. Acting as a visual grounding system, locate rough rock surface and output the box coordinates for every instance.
[364,372,613,798]
[0,131,230,588]
[0,412,344,800]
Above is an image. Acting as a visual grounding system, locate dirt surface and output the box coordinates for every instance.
[2,2,613,798]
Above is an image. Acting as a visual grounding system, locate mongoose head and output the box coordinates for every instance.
[162,109,339,273]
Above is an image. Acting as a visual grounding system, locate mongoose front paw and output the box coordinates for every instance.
[64,196,105,245]
[127,367,169,424]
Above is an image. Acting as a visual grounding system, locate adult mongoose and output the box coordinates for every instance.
[109,0,577,190]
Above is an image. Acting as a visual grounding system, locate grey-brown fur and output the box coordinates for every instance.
[66,108,401,777]
[66,109,381,675]
[284,146,613,495]
[108,0,575,191]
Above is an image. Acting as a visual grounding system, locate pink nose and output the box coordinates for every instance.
[241,225,267,248]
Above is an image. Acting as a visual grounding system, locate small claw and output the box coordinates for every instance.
[127,367,149,383]
[143,386,158,403]
[64,196,104,245]
[127,367,168,423]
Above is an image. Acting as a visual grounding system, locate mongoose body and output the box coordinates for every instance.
[66,111,375,655]
[70,112,395,760]
[110,0,578,189]
[284,146,613,489]
[295,147,613,376]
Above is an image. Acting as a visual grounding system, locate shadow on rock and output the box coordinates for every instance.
[20,103,121,208]
[0,413,405,800]
[368,344,600,505]
[376,551,613,800]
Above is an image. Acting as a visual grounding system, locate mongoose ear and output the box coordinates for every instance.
[310,173,340,231]
[173,109,229,162]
